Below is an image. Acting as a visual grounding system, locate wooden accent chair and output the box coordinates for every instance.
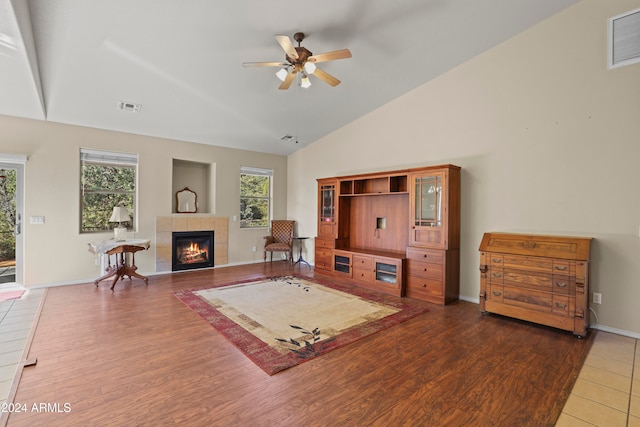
[264,220,295,262]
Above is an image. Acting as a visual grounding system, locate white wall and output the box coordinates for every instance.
[0,116,288,287]
[288,0,640,335]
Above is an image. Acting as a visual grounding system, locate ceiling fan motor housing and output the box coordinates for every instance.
[288,47,312,69]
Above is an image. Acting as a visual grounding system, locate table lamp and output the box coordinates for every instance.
[109,205,130,241]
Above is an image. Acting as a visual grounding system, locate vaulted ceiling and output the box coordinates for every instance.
[0,0,578,155]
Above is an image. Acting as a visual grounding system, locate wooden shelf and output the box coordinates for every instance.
[339,174,408,196]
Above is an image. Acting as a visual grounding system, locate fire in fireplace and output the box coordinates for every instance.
[172,231,214,271]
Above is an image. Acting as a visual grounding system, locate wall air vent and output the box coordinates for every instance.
[117,101,141,113]
[608,7,640,69]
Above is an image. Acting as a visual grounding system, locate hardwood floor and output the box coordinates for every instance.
[4,262,593,426]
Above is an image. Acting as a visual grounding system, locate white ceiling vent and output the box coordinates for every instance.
[608,7,640,69]
[117,101,141,113]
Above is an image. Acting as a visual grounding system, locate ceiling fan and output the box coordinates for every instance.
[242,32,352,90]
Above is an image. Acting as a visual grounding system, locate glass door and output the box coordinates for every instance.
[320,184,335,223]
[0,161,24,286]
[414,175,442,227]
[410,172,445,248]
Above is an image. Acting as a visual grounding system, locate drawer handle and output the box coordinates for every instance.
[555,282,567,288]
[423,254,428,258]
[492,272,502,278]
[422,268,428,272]
[555,302,567,309]
[492,291,502,296]
[554,266,568,271]
[422,283,427,288]
[492,258,502,263]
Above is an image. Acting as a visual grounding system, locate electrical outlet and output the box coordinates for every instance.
[252,246,256,252]
[593,292,602,304]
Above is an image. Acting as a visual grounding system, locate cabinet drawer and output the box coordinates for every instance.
[552,275,575,294]
[406,247,443,264]
[503,286,553,312]
[353,255,372,269]
[488,284,504,303]
[488,268,504,284]
[503,270,552,290]
[408,261,442,280]
[552,260,571,274]
[503,255,552,272]
[353,268,373,283]
[315,248,333,270]
[552,295,574,316]
[489,254,504,266]
[315,238,336,249]
[406,276,443,297]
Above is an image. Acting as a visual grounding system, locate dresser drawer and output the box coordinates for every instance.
[353,254,372,269]
[552,260,572,274]
[552,275,575,294]
[503,285,553,312]
[406,276,443,297]
[503,255,552,272]
[487,284,504,303]
[503,270,552,290]
[489,254,504,266]
[353,268,373,283]
[314,247,333,270]
[552,295,574,316]
[407,261,443,280]
[406,247,443,264]
[315,238,336,249]
[488,268,504,284]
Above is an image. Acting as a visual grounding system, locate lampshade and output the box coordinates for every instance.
[109,206,130,223]
[276,68,288,82]
[304,62,316,74]
[300,75,311,89]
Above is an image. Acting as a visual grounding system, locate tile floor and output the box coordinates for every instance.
[0,288,638,425]
[557,331,639,426]
[0,286,44,407]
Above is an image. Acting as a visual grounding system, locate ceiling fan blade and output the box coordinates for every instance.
[278,72,295,90]
[309,49,352,63]
[275,34,298,60]
[313,67,341,87]
[242,61,288,68]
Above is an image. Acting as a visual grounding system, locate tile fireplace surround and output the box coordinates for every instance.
[155,215,228,272]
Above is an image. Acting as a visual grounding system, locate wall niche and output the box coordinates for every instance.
[172,159,214,214]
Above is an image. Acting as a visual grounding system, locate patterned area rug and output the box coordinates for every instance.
[0,290,24,302]
[173,275,428,375]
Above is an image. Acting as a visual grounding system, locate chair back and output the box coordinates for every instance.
[271,220,294,244]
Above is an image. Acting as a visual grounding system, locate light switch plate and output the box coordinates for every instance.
[30,216,45,225]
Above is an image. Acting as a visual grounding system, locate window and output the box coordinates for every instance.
[80,148,138,233]
[240,166,272,228]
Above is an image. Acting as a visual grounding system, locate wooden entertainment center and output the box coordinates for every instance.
[315,164,460,304]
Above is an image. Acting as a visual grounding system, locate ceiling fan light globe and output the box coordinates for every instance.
[304,62,316,74]
[300,75,311,89]
[276,68,288,81]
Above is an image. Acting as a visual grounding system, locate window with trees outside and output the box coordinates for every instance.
[240,166,272,228]
[80,148,138,233]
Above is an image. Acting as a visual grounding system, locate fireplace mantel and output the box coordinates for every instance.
[155,215,228,272]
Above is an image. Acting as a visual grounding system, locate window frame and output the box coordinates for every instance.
[79,148,138,234]
[239,166,273,229]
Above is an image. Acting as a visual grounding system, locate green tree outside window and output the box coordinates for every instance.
[240,167,272,228]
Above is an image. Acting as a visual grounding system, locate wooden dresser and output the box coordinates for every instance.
[479,232,592,337]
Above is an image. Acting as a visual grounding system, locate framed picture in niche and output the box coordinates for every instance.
[176,187,197,213]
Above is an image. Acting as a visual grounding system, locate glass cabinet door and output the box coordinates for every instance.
[414,175,442,227]
[320,184,335,223]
